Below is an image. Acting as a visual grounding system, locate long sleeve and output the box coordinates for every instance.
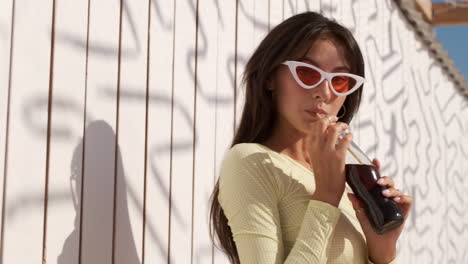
[218,145,343,263]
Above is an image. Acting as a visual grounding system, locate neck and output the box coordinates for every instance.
[261,117,313,169]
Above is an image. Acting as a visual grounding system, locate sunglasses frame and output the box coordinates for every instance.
[281,60,365,96]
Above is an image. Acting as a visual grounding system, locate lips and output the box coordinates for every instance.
[306,108,328,117]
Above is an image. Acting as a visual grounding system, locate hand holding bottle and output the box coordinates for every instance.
[306,114,353,207]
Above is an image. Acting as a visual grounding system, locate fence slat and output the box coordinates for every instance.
[168,0,197,262]
[192,0,218,263]
[144,0,174,262]
[113,0,150,263]
[235,0,269,132]
[1,0,53,262]
[282,0,295,18]
[45,0,88,263]
[0,0,13,257]
[80,0,121,263]
[235,0,254,132]
[212,0,237,263]
[253,0,269,50]
[269,0,283,30]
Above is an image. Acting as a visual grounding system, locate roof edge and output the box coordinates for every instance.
[394,0,468,100]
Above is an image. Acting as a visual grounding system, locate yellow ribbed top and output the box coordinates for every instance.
[218,143,396,264]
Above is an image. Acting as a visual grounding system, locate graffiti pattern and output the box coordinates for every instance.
[0,0,466,263]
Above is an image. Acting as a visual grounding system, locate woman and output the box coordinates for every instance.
[209,11,412,264]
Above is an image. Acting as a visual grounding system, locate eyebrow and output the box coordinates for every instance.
[298,57,351,72]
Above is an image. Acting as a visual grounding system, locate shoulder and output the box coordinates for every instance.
[225,142,269,158]
[221,143,273,168]
[219,143,276,181]
[219,143,281,202]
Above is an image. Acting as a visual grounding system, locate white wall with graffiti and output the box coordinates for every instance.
[0,0,467,263]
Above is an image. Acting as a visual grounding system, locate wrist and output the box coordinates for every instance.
[310,190,341,207]
[368,247,396,264]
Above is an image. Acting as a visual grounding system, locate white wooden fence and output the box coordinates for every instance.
[0,0,467,263]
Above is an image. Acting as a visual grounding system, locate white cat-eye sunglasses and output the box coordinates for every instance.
[281,60,365,96]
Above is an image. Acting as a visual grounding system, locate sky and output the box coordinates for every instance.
[432,0,468,81]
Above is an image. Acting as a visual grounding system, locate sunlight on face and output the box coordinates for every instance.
[272,38,350,134]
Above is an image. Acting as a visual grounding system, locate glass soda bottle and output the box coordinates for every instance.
[341,130,404,234]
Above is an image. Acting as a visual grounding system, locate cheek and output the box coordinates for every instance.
[276,73,305,102]
[273,72,309,120]
[275,87,309,128]
[276,83,304,111]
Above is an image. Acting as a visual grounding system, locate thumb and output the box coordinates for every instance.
[347,192,363,209]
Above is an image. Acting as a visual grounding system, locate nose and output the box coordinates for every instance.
[312,78,334,101]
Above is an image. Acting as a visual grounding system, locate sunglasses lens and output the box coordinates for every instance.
[331,75,356,94]
[296,66,321,86]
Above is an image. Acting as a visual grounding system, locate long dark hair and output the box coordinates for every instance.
[209,11,365,264]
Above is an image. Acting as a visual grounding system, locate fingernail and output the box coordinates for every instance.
[377,178,385,185]
[394,196,401,202]
[382,189,390,195]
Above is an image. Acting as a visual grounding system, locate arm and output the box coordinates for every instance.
[218,147,342,263]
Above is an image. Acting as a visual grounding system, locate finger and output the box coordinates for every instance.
[393,195,413,221]
[335,132,353,151]
[393,194,413,206]
[377,176,395,188]
[381,187,401,197]
[372,158,381,171]
[324,122,348,150]
[315,115,338,135]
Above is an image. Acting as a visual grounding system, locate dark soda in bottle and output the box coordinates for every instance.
[345,164,404,234]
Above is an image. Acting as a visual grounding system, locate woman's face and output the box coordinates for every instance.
[270,38,350,134]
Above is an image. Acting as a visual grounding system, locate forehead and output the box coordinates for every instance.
[295,38,350,71]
